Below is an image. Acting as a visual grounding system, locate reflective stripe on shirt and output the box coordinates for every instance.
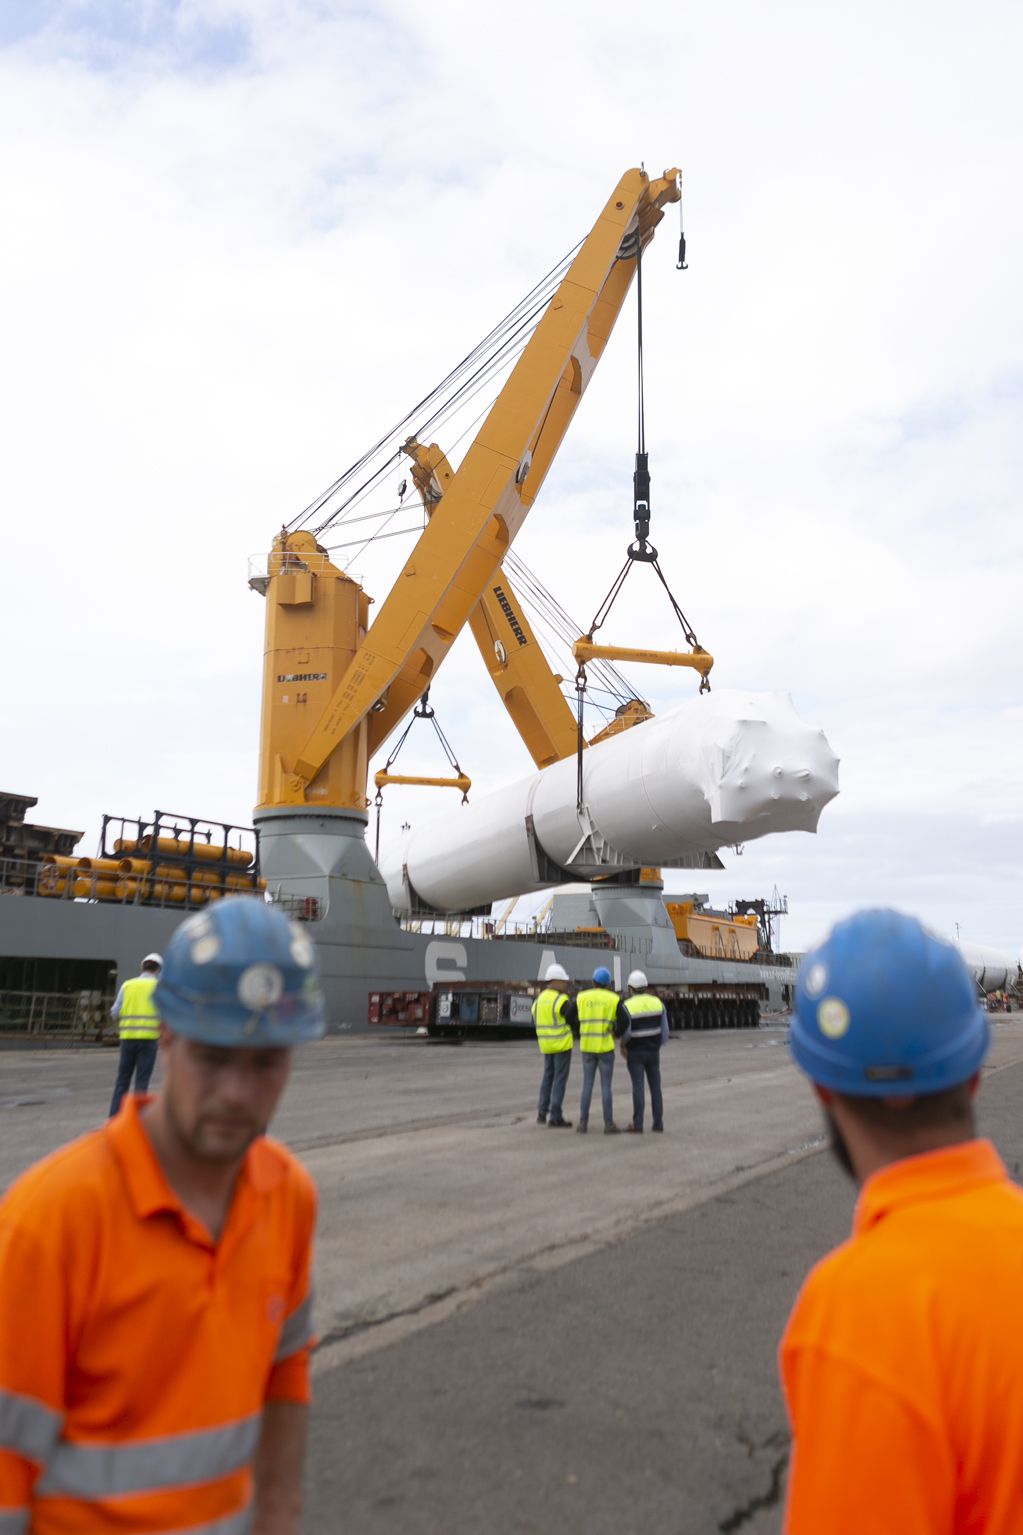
[624,992,665,1039]
[116,976,160,1041]
[0,1388,63,1462]
[0,1508,29,1534]
[531,990,572,1053]
[575,988,618,1052]
[274,1293,314,1362]
[161,1506,253,1535]
[35,1413,261,1499]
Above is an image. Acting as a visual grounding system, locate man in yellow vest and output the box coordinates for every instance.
[576,965,627,1135]
[108,952,163,1116]
[531,962,575,1128]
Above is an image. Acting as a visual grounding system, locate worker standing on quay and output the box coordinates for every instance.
[532,962,575,1128]
[108,950,163,1116]
[576,965,625,1135]
[620,969,668,1133]
[780,908,1023,1534]
[0,897,325,1535]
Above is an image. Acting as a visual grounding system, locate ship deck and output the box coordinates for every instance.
[3,1020,1022,1531]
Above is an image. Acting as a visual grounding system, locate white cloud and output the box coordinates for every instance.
[1,0,1021,954]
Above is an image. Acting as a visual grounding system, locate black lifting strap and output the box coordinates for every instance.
[583,550,710,692]
[374,689,469,861]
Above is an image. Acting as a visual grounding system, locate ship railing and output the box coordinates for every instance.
[268,891,324,923]
[247,550,366,589]
[396,914,653,954]
[0,853,258,912]
[0,988,113,1041]
[0,854,42,896]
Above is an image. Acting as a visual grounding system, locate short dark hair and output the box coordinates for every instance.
[838,1081,975,1135]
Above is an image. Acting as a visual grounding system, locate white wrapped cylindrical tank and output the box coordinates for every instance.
[382,690,840,914]
[956,941,1018,995]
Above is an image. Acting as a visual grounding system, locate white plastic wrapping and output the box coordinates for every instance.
[382,690,839,914]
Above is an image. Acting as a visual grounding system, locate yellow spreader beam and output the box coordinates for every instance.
[373,771,472,797]
[573,639,713,683]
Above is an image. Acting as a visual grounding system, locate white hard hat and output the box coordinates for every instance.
[544,962,570,983]
[627,969,648,990]
[142,953,163,970]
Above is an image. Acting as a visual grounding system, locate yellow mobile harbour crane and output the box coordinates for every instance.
[249,167,791,1029]
[254,167,701,813]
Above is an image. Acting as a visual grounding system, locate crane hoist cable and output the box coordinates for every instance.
[283,240,584,541]
[572,216,710,813]
[676,187,688,271]
[503,549,646,713]
[372,689,470,862]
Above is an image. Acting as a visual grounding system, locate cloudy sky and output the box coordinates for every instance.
[1,0,1020,955]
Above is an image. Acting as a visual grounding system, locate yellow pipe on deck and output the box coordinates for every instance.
[115,836,253,868]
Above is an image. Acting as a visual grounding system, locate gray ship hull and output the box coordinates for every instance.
[1,815,798,1032]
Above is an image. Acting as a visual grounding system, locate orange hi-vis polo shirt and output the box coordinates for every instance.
[0,1096,317,1535]
[780,1139,1023,1535]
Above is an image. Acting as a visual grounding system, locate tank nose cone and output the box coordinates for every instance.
[704,699,839,837]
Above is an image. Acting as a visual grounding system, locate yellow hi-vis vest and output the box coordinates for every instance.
[623,991,665,1039]
[576,987,618,1053]
[532,988,573,1054]
[118,975,161,1041]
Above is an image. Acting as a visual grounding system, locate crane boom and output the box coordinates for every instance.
[288,167,680,798]
[402,437,579,769]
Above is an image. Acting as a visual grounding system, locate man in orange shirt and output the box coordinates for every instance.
[780,908,1023,1535]
[0,896,326,1535]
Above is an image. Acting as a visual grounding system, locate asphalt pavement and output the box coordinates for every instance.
[302,1042,1023,1535]
[2,1024,1021,1533]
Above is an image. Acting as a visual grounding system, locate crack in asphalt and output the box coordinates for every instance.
[312,1226,600,1359]
[288,1106,522,1151]
[315,1287,459,1350]
[717,1434,790,1533]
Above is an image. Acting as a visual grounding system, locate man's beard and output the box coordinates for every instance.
[167,1093,263,1164]
[825,1108,856,1181]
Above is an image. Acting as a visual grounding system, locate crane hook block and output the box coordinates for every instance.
[676,233,688,271]
[634,451,651,510]
[633,451,651,545]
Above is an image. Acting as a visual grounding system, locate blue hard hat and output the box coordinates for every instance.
[791,908,988,1097]
[155,897,327,1047]
[592,966,612,987]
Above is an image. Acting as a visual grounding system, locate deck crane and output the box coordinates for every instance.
[252,167,703,824]
[245,165,839,1026]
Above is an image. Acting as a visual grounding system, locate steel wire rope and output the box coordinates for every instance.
[507,571,632,705]
[636,227,646,458]
[505,549,636,695]
[312,281,573,560]
[504,551,647,707]
[290,264,570,533]
[407,284,566,450]
[319,345,531,564]
[308,287,562,541]
[514,617,625,728]
[496,576,629,728]
[286,242,582,538]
